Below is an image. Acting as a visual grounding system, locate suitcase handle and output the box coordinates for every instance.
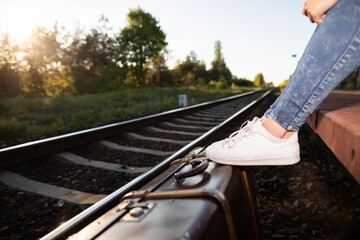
[170,155,209,183]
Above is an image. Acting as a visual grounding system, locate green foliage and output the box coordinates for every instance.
[0,64,21,97]
[124,66,142,88]
[173,51,207,86]
[96,64,126,91]
[145,48,171,87]
[279,78,290,88]
[0,9,260,100]
[232,76,254,87]
[214,40,222,62]
[0,34,22,97]
[208,80,217,88]
[22,26,62,96]
[0,119,29,139]
[116,8,167,86]
[209,40,232,83]
[216,76,228,89]
[75,29,113,75]
[253,73,265,86]
[0,16,125,97]
[207,78,228,89]
[197,77,206,85]
[67,16,118,94]
[266,82,275,87]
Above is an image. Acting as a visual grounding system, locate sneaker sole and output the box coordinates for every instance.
[207,155,301,166]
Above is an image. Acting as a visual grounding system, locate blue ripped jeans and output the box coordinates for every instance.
[265,0,360,131]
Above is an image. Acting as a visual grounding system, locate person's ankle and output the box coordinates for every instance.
[281,131,295,139]
[261,116,294,139]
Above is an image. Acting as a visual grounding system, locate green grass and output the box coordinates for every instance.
[0,86,259,141]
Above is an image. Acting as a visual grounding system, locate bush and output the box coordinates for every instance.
[0,119,28,139]
[254,73,265,86]
[279,79,289,88]
[197,77,206,85]
[233,78,254,87]
[208,80,217,88]
[216,76,228,89]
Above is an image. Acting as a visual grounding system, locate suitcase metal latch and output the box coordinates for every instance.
[122,188,237,240]
[120,200,156,222]
[170,153,209,184]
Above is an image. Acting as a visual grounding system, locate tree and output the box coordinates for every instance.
[75,16,114,75]
[66,16,117,93]
[173,51,207,86]
[116,8,167,86]
[22,26,62,96]
[0,34,21,97]
[253,73,265,86]
[217,76,228,89]
[232,75,254,87]
[266,82,275,87]
[145,48,174,87]
[148,48,169,87]
[209,40,231,83]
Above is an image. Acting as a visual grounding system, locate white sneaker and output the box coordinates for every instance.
[205,117,300,165]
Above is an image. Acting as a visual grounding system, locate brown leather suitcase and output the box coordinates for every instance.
[67,149,259,240]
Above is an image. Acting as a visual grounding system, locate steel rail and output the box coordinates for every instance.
[0,90,265,167]
[41,89,273,240]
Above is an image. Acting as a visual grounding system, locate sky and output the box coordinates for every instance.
[0,0,317,85]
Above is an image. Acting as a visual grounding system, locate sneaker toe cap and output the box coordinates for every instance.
[205,140,226,160]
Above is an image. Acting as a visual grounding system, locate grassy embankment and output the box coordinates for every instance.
[0,86,259,141]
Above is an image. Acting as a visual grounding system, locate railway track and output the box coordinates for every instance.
[0,89,273,239]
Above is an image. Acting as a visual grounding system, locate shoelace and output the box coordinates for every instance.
[223,118,259,148]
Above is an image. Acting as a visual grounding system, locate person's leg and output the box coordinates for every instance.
[206,0,360,165]
[261,115,294,139]
[264,0,360,133]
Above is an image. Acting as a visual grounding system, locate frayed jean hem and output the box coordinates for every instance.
[264,109,300,132]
